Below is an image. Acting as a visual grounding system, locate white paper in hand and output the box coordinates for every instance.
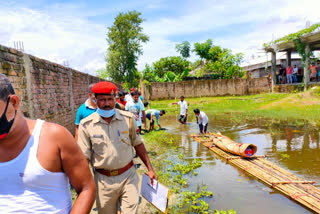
[148,177,158,190]
[140,174,169,213]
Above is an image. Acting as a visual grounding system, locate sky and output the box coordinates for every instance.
[1,0,320,76]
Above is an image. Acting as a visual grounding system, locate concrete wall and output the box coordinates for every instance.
[0,44,121,134]
[144,77,270,100]
[273,83,320,93]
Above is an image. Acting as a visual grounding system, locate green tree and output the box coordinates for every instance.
[104,10,149,87]
[176,41,191,58]
[193,39,213,62]
[142,64,156,82]
[96,68,108,80]
[208,46,228,62]
[204,47,244,79]
[152,56,190,78]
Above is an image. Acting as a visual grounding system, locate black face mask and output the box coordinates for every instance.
[0,97,16,140]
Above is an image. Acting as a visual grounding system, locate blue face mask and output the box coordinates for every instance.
[96,108,115,118]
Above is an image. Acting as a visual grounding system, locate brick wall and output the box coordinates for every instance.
[0,46,31,115]
[143,77,271,100]
[0,44,121,134]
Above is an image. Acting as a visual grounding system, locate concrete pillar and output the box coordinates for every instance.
[271,51,277,92]
[22,54,35,119]
[140,80,149,101]
[304,44,310,91]
[286,50,291,66]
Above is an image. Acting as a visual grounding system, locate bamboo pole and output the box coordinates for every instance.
[272,181,315,185]
[223,154,320,212]
[256,158,320,199]
[226,155,266,161]
[191,134,320,213]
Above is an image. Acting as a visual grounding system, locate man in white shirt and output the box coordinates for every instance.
[193,108,208,134]
[172,96,188,124]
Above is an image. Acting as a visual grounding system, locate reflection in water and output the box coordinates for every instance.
[310,130,319,146]
[160,113,319,213]
[285,128,293,152]
[180,134,189,148]
[271,134,277,152]
[302,129,310,151]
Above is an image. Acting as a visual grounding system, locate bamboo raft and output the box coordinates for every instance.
[191,133,320,213]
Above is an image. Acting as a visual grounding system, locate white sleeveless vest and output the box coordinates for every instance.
[0,120,72,213]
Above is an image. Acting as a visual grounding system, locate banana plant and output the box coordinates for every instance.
[153,69,190,82]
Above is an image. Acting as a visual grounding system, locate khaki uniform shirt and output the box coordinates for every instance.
[78,110,143,170]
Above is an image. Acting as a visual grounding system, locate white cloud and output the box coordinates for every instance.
[137,36,178,70]
[0,3,108,76]
[141,0,320,67]
[0,0,320,76]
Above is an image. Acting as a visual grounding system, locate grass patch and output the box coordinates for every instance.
[147,90,320,127]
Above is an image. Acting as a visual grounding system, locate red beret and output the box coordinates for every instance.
[91,82,117,95]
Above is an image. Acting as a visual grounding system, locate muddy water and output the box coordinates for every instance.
[160,113,320,214]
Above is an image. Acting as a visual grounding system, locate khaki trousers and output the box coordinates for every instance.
[94,166,139,214]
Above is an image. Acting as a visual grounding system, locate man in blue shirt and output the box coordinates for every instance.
[125,90,146,134]
[145,109,165,131]
[75,83,97,141]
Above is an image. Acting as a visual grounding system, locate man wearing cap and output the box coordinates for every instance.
[77,82,157,214]
[172,96,188,124]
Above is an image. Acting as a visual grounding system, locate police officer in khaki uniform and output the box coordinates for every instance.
[77,82,157,214]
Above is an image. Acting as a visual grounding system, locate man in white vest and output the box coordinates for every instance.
[172,95,188,124]
[0,73,96,213]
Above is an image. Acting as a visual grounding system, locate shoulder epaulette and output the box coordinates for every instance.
[119,110,134,118]
[80,112,96,125]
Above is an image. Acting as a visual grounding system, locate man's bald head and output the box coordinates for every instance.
[0,73,15,101]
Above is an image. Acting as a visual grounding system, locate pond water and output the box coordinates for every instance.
[160,113,320,214]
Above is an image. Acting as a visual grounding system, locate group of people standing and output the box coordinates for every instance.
[278,64,299,84]
[75,85,166,138]
[278,61,320,84]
